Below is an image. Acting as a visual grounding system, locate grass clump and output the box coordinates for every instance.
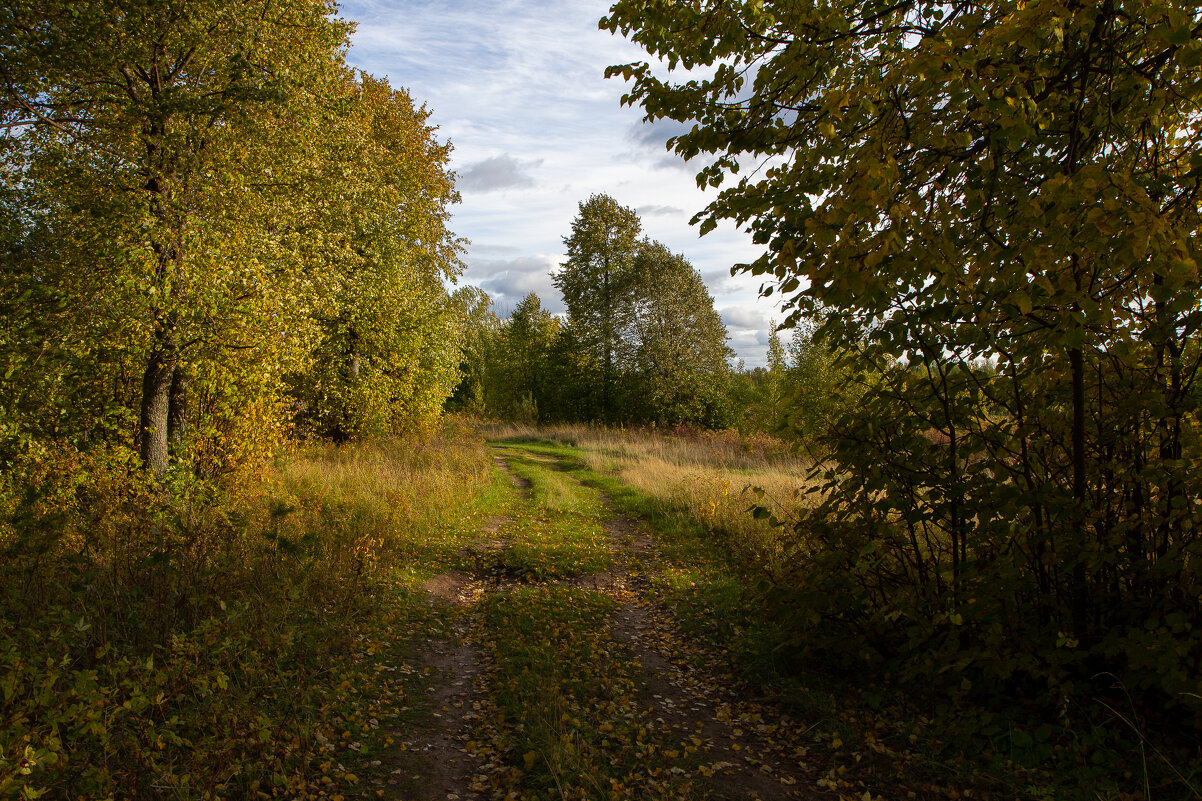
[480,585,627,800]
[479,585,702,801]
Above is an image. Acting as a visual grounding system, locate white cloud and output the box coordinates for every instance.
[468,254,565,314]
[458,154,543,192]
[469,242,523,256]
[720,307,768,330]
[628,118,692,150]
[636,204,683,217]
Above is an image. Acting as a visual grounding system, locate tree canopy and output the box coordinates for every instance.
[629,241,732,427]
[0,0,463,476]
[554,193,644,423]
[551,195,733,426]
[454,196,734,428]
[604,0,1202,710]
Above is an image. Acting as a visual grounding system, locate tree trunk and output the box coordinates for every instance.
[140,342,177,477]
[348,325,361,380]
[167,365,189,457]
[1070,342,1087,638]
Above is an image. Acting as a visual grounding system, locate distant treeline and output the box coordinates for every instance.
[450,194,737,429]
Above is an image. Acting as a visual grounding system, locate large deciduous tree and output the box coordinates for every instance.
[1,0,351,474]
[445,286,500,417]
[554,196,734,426]
[630,241,732,427]
[604,0,1202,706]
[554,194,643,422]
[289,73,463,442]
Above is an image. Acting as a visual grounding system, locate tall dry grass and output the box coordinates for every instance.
[0,430,497,798]
[267,434,493,586]
[482,420,802,472]
[482,422,816,579]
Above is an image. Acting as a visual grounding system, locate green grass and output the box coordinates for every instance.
[473,440,727,800]
[477,582,699,801]
[482,584,631,800]
[484,443,613,580]
[487,435,795,684]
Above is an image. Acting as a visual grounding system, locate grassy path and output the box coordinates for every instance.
[7,431,1094,800]
[369,440,837,801]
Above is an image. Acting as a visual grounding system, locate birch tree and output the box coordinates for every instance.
[554,194,642,423]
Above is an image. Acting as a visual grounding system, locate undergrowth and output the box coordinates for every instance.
[6,419,1197,800]
[486,425,1201,801]
[0,431,497,799]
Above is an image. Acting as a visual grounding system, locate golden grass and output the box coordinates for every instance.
[278,434,491,531]
[258,433,495,589]
[482,422,818,578]
[481,421,803,472]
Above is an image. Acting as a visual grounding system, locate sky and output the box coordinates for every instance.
[338,0,782,367]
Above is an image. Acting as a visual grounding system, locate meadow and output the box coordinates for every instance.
[2,421,1193,800]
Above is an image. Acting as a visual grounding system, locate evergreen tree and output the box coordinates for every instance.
[502,293,561,422]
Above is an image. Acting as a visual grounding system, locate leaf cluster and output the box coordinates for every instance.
[0,0,465,476]
[604,0,1202,731]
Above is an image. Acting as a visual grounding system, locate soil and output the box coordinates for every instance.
[492,455,532,492]
[596,507,819,799]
